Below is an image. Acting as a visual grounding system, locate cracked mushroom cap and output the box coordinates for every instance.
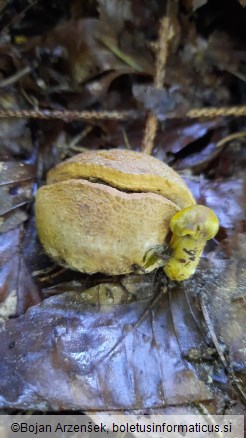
[35,149,196,275]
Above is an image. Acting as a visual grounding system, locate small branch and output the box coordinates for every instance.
[141,114,158,155]
[142,15,171,155]
[0,0,38,36]
[216,131,246,148]
[0,109,141,122]
[155,17,171,89]
[0,66,31,88]
[0,105,246,122]
[187,106,246,119]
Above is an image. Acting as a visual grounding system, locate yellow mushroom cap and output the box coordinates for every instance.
[169,205,219,241]
[35,149,196,276]
[47,149,195,209]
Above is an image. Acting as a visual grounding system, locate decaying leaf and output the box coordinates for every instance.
[207,235,246,375]
[0,153,41,318]
[183,235,246,399]
[0,93,32,158]
[0,161,35,186]
[0,281,216,410]
[192,0,208,10]
[0,0,245,415]
[0,160,35,233]
[97,0,133,31]
[0,228,42,320]
[133,85,192,120]
[200,179,246,236]
[24,18,152,87]
[0,209,28,234]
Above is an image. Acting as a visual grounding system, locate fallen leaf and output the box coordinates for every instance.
[97,0,133,31]
[0,160,35,233]
[206,234,246,376]
[25,19,152,87]
[181,235,246,400]
[0,228,42,319]
[0,93,32,158]
[0,284,215,410]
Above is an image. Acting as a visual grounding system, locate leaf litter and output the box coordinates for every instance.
[0,0,245,414]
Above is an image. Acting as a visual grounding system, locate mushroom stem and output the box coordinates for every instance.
[164,235,207,281]
[164,205,219,281]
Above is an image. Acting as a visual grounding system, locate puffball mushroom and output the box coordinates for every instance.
[35,149,219,281]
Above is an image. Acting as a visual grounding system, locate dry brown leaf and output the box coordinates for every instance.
[192,0,208,10]
[97,0,133,31]
[0,0,245,415]
[0,160,35,233]
[0,93,32,158]
[0,228,42,319]
[25,19,152,87]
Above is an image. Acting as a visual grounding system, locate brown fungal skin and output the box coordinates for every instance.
[35,149,196,275]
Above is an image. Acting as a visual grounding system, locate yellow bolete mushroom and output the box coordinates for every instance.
[35,149,219,281]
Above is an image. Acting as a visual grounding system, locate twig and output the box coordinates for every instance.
[0,66,31,88]
[142,15,171,155]
[187,106,246,119]
[0,109,141,121]
[194,403,224,438]
[155,17,171,89]
[216,131,246,148]
[0,0,38,36]
[1,105,246,122]
[142,113,158,155]
[199,295,228,369]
